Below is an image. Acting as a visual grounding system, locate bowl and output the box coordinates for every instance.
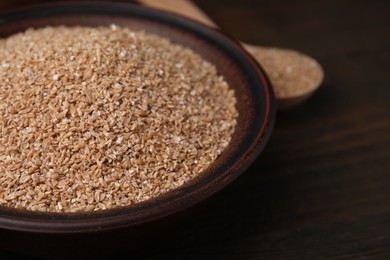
[0,2,275,257]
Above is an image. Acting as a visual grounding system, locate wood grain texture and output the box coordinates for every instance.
[1,0,390,259]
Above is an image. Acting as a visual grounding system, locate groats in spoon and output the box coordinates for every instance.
[139,0,324,110]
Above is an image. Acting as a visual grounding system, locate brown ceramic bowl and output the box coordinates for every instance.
[0,2,275,257]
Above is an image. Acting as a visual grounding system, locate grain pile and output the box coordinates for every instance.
[249,46,324,99]
[0,25,238,212]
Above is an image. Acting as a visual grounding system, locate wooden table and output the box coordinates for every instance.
[1,0,389,259]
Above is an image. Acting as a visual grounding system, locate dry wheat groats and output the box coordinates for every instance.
[249,47,323,99]
[0,25,238,212]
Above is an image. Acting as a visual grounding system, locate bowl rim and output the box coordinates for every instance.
[0,1,276,234]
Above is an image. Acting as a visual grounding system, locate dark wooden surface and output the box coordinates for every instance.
[1,0,390,259]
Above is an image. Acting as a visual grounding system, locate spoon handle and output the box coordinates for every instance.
[138,0,217,28]
[138,0,257,52]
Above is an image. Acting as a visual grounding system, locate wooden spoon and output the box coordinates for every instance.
[139,0,324,110]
